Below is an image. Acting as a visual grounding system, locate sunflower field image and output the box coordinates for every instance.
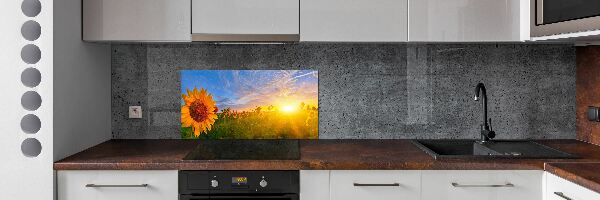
[180,70,318,139]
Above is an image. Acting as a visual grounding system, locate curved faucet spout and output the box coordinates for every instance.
[474,83,487,127]
[474,83,494,142]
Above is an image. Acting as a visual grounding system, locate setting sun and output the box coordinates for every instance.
[181,70,318,139]
[281,105,297,113]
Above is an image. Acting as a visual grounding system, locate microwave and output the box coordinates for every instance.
[532,0,600,37]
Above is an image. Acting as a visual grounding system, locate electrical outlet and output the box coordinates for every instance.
[129,106,142,119]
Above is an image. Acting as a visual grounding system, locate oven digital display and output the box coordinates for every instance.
[232,177,248,185]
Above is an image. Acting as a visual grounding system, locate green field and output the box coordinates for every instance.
[181,106,318,139]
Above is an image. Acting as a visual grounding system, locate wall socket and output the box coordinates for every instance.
[588,106,600,122]
[129,106,142,119]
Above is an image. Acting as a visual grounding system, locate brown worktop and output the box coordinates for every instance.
[54,139,600,195]
[54,139,600,170]
[545,162,600,194]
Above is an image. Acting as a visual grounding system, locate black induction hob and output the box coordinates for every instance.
[183,140,300,160]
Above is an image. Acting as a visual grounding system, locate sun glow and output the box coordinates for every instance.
[281,105,297,113]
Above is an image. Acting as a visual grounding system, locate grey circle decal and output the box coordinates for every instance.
[21,114,41,134]
[21,68,41,87]
[21,138,42,157]
[21,91,42,111]
[21,0,41,17]
[21,20,41,41]
[21,44,41,64]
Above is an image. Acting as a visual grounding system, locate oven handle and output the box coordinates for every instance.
[180,194,298,200]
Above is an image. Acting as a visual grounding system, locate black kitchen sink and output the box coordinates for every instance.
[412,140,577,160]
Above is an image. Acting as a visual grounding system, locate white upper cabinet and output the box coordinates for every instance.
[80,0,535,42]
[83,0,191,42]
[191,0,300,41]
[300,0,408,42]
[409,0,530,42]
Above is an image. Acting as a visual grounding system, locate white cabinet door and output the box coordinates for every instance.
[82,0,191,41]
[409,0,529,42]
[545,172,600,200]
[301,170,330,200]
[57,170,178,200]
[191,0,299,36]
[421,170,543,200]
[301,0,408,42]
[330,170,420,200]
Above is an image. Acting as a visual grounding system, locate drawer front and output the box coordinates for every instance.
[330,170,420,200]
[57,170,178,200]
[546,172,600,200]
[422,170,543,200]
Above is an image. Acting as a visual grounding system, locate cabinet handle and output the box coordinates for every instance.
[553,192,573,200]
[353,183,400,187]
[85,184,149,188]
[451,182,514,187]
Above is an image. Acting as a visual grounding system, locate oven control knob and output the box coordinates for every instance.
[259,179,268,188]
[211,180,219,188]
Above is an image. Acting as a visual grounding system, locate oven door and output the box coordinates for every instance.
[532,0,600,37]
[180,194,299,200]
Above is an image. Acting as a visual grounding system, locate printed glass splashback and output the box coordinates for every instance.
[181,70,318,139]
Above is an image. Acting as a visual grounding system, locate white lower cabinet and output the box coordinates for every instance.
[421,170,543,200]
[56,170,600,200]
[330,170,421,200]
[301,170,545,200]
[545,172,600,200]
[301,170,331,200]
[57,170,178,200]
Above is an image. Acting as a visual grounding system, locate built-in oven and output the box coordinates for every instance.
[179,171,299,200]
[532,0,600,37]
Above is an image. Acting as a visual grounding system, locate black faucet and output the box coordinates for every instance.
[474,83,495,142]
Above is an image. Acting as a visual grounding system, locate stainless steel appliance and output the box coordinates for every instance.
[532,0,600,37]
[179,171,299,200]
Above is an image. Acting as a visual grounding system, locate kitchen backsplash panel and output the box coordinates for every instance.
[179,70,319,139]
[576,46,600,145]
[112,44,576,139]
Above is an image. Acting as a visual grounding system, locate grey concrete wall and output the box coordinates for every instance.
[112,43,576,139]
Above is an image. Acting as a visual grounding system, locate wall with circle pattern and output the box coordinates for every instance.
[20,0,42,157]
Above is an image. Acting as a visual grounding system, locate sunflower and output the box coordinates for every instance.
[181,88,218,137]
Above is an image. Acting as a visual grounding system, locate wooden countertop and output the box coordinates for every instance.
[545,162,600,194]
[54,139,600,170]
[54,139,600,194]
